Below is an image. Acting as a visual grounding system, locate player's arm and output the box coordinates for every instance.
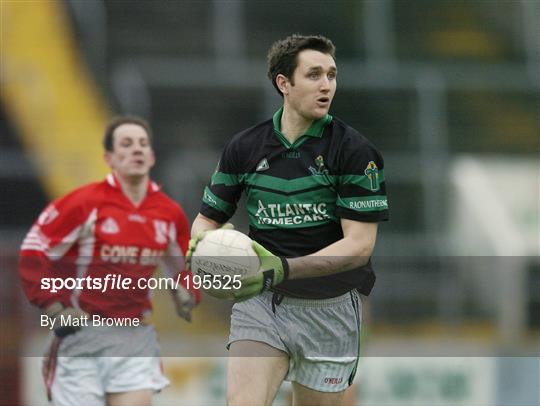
[287,219,377,279]
[162,207,202,322]
[191,213,222,238]
[234,220,377,301]
[19,193,90,335]
[188,139,242,270]
[19,198,82,308]
[193,138,242,240]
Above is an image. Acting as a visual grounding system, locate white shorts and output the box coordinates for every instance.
[44,325,169,406]
[228,290,362,392]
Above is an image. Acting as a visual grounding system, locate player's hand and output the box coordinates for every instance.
[44,302,89,338]
[171,286,196,322]
[185,223,234,270]
[233,241,289,302]
[185,230,210,269]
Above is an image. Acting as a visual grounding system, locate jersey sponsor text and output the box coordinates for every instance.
[349,198,388,210]
[255,201,329,225]
[100,244,164,265]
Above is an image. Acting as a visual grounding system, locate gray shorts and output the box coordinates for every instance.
[228,290,362,392]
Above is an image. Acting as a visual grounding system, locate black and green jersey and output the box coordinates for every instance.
[200,108,389,299]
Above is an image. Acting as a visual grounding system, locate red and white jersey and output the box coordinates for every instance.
[19,174,200,318]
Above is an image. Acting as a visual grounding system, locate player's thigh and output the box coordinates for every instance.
[227,340,289,406]
[292,381,346,406]
[106,389,153,406]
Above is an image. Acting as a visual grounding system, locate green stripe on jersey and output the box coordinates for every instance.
[211,172,240,186]
[213,171,389,193]
[337,195,388,212]
[339,169,385,191]
[244,173,337,194]
[202,187,235,216]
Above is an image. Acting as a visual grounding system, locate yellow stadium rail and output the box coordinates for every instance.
[1,0,110,197]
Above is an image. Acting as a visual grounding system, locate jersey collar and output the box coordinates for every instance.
[272,107,332,145]
[106,173,160,193]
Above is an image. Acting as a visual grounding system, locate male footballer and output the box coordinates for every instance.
[189,34,389,405]
[19,116,200,405]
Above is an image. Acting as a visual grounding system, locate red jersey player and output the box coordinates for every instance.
[19,116,199,406]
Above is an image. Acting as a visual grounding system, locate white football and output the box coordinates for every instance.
[191,229,260,279]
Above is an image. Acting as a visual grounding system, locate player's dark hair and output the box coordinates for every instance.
[267,34,336,97]
[103,116,153,152]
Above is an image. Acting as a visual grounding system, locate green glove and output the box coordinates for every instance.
[185,223,234,270]
[185,231,208,270]
[233,241,289,302]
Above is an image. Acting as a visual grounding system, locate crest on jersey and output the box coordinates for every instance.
[309,155,328,175]
[364,161,380,191]
[38,205,59,225]
[153,220,168,244]
[101,217,119,234]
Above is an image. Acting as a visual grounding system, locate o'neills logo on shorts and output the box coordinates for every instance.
[324,377,343,384]
[255,201,329,226]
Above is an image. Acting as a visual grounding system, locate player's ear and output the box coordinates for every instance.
[149,149,156,168]
[276,74,289,95]
[104,151,114,168]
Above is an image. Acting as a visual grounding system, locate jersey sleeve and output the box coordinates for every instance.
[334,134,389,222]
[18,191,88,308]
[199,140,243,224]
[161,205,201,304]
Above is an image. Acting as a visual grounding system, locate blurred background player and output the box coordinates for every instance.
[18,116,200,406]
[189,34,389,405]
